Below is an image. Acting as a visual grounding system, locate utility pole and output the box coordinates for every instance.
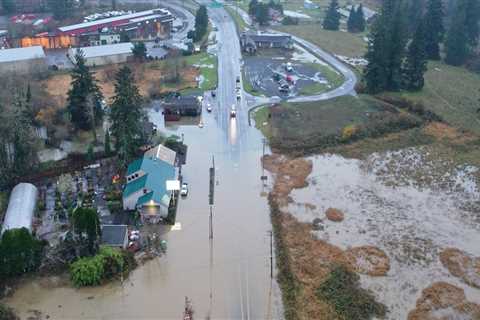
[269,230,273,279]
[209,155,215,239]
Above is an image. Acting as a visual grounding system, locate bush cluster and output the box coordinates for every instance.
[70,246,136,287]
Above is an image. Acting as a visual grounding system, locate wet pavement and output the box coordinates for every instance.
[3,3,282,319]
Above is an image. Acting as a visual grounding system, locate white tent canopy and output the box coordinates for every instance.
[1,183,38,234]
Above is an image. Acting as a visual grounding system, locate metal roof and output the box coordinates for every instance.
[144,144,176,166]
[59,9,157,32]
[70,42,133,59]
[101,225,128,247]
[2,183,38,234]
[0,46,45,63]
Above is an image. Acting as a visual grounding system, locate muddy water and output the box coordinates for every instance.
[286,150,480,319]
[4,106,283,319]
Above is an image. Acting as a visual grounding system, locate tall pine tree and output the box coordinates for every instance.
[403,21,428,91]
[424,0,444,60]
[356,4,366,32]
[67,50,103,131]
[465,0,480,47]
[109,66,144,165]
[347,6,356,32]
[364,0,407,93]
[323,0,341,31]
[445,0,469,66]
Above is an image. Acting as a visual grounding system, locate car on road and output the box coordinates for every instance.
[230,105,237,118]
[181,182,189,197]
[211,90,216,97]
[236,76,240,83]
[285,62,293,72]
[207,104,212,112]
[236,92,241,101]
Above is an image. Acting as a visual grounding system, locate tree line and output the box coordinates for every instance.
[248,0,283,26]
[363,0,480,94]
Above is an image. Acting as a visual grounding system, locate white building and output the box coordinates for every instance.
[68,42,134,67]
[2,183,38,234]
[0,46,47,74]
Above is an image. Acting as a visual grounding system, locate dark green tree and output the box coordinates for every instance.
[445,0,469,66]
[364,0,407,93]
[71,207,101,255]
[0,228,44,279]
[86,144,94,162]
[67,49,103,131]
[424,0,444,60]
[347,6,356,32]
[465,0,480,46]
[248,0,258,16]
[132,42,147,61]
[194,5,208,42]
[407,0,424,35]
[1,0,15,14]
[402,21,428,90]
[356,4,366,32]
[48,0,75,20]
[255,3,270,25]
[111,0,117,10]
[104,131,112,156]
[323,0,341,30]
[109,66,144,165]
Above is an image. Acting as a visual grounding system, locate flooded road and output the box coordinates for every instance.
[4,3,282,320]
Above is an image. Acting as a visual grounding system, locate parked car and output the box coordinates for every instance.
[181,182,189,197]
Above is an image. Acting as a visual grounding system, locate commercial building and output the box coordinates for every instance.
[58,8,174,40]
[123,145,180,224]
[1,183,38,234]
[79,31,121,47]
[240,31,293,54]
[0,46,47,74]
[68,42,134,67]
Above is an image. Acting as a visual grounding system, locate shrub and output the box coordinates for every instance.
[69,246,136,287]
[0,303,19,320]
[317,265,386,320]
[341,125,359,142]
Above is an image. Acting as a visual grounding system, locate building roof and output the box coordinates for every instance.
[59,9,160,32]
[71,42,134,59]
[144,144,176,166]
[242,32,292,44]
[0,46,45,63]
[129,14,173,24]
[163,96,200,108]
[2,183,38,234]
[101,225,128,247]
[123,157,176,208]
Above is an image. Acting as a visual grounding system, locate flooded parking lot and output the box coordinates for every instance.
[285,148,480,319]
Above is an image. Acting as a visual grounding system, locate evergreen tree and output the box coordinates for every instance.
[364,0,407,93]
[67,50,103,131]
[323,0,341,30]
[424,0,444,60]
[407,0,424,35]
[255,3,270,25]
[248,0,258,16]
[109,66,144,165]
[465,0,480,46]
[1,0,15,14]
[132,42,147,61]
[445,0,469,66]
[71,207,101,255]
[194,5,208,42]
[104,131,112,156]
[403,21,428,91]
[48,0,75,20]
[347,6,356,32]
[356,4,366,32]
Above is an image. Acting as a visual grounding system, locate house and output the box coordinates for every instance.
[123,145,180,224]
[1,183,38,234]
[0,46,47,74]
[101,225,128,249]
[68,42,134,67]
[304,0,318,10]
[240,31,293,54]
[162,96,202,121]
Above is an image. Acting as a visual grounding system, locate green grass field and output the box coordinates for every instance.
[225,6,249,32]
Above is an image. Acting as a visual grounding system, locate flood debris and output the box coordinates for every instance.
[407,282,480,320]
[440,248,480,289]
[325,208,344,222]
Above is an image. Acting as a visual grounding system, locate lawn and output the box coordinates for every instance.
[299,62,345,95]
[383,61,480,134]
[225,6,249,32]
[254,95,380,139]
[275,24,368,58]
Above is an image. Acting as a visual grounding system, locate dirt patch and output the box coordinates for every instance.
[407,282,480,320]
[345,246,390,276]
[41,62,199,109]
[423,122,476,144]
[440,248,480,289]
[263,154,312,206]
[325,208,344,222]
